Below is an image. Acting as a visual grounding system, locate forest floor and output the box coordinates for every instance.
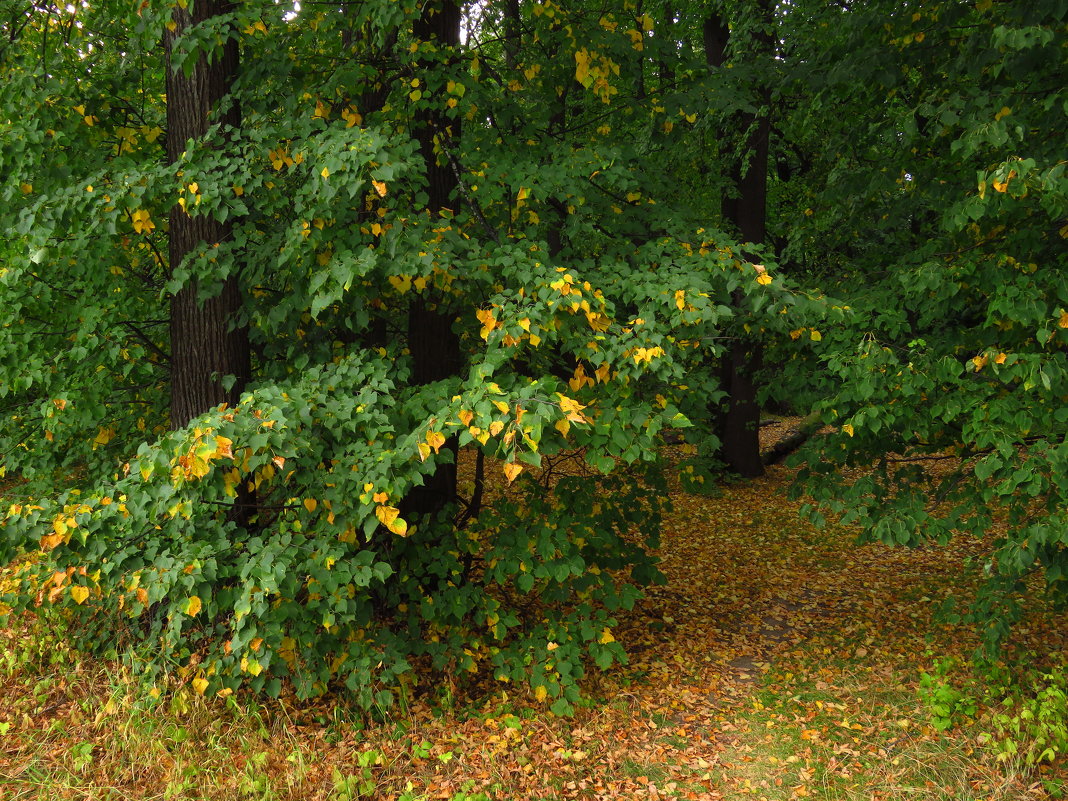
[1,421,1067,800]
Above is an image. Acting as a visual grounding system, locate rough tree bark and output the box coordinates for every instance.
[165,0,250,429]
[704,3,772,479]
[403,0,464,519]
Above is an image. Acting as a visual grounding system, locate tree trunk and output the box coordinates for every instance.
[705,3,772,478]
[503,0,521,70]
[658,4,675,91]
[403,0,464,520]
[165,0,250,429]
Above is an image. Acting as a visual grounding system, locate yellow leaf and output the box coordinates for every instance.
[418,442,432,461]
[503,462,523,483]
[391,274,415,295]
[372,180,388,197]
[458,409,474,426]
[842,424,854,437]
[972,354,988,371]
[995,106,1011,121]
[192,676,209,695]
[304,497,318,513]
[388,516,408,536]
[376,505,400,527]
[756,273,772,286]
[185,596,202,616]
[488,420,505,436]
[994,352,1007,364]
[70,585,90,605]
[810,329,822,341]
[427,430,446,453]
[493,400,510,414]
[19,183,32,194]
[321,166,330,179]
[557,394,589,423]
[599,627,615,644]
[1059,311,1068,329]
[534,685,547,702]
[675,289,685,310]
[342,106,363,128]
[554,418,570,437]
[131,209,155,234]
[373,491,389,503]
[476,307,497,339]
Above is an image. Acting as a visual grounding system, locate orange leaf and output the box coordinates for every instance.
[213,436,233,460]
[503,462,523,483]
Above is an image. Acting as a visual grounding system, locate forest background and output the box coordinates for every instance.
[0,0,1066,795]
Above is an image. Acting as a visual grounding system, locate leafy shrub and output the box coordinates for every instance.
[0,350,668,712]
[918,657,977,732]
[981,668,1068,774]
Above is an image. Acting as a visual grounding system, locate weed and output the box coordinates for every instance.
[980,668,1068,777]
[918,656,978,730]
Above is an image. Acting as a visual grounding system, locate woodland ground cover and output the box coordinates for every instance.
[2,427,1066,800]
[1,0,1066,797]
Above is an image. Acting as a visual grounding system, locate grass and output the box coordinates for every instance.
[2,457,1067,800]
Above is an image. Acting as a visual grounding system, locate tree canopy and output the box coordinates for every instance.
[0,0,1064,708]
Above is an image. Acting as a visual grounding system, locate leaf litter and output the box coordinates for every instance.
[1,422,1066,800]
